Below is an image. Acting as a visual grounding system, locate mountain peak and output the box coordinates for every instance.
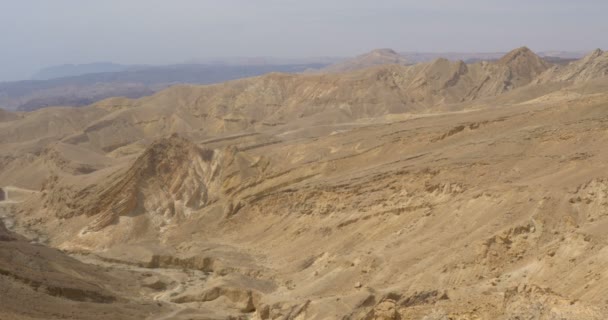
[498,46,540,65]
[497,46,550,77]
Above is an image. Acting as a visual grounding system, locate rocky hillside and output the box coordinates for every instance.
[37,135,268,248]
[537,49,608,83]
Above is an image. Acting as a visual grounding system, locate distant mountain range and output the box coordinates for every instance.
[29,57,345,80]
[0,50,589,112]
[314,49,587,73]
[0,63,329,111]
[31,62,134,80]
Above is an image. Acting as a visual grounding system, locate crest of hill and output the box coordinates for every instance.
[319,48,410,73]
[537,49,608,83]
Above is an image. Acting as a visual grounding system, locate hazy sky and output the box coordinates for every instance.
[1,0,607,81]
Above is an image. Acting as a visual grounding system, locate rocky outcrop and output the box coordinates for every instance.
[81,135,227,232]
[39,134,267,236]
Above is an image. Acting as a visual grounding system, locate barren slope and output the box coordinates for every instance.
[0,207,171,320]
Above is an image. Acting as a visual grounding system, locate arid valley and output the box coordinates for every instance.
[1,45,608,319]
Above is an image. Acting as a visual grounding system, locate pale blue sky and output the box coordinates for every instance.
[1,0,607,81]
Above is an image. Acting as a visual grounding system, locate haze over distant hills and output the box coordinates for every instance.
[317,49,587,73]
[30,62,134,80]
[0,63,329,111]
[400,50,586,64]
[0,49,588,112]
[29,57,346,81]
[316,48,410,73]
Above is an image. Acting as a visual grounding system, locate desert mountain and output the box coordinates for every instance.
[496,46,551,86]
[40,135,266,247]
[0,48,598,187]
[3,49,589,114]
[0,48,578,158]
[537,49,608,83]
[3,47,608,319]
[318,48,410,73]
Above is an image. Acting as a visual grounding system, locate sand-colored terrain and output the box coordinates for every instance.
[2,48,608,319]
